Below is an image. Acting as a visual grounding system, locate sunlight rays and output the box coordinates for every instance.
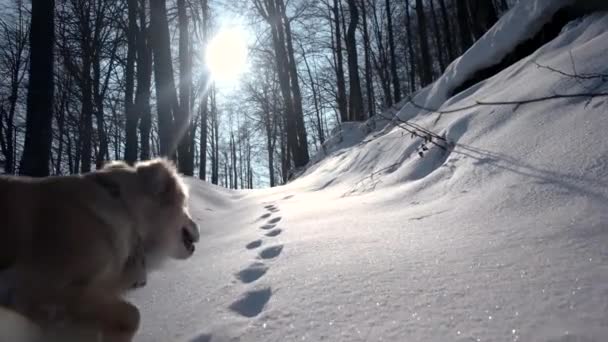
[205,27,249,86]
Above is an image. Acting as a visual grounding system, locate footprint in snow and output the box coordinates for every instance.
[258,213,272,220]
[235,262,268,284]
[260,224,276,230]
[282,195,294,200]
[246,240,262,250]
[258,245,283,259]
[265,229,282,237]
[265,205,279,213]
[268,217,282,224]
[229,287,272,318]
[189,333,212,342]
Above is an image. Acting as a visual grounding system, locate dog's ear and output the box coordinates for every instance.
[136,159,185,205]
[102,160,130,170]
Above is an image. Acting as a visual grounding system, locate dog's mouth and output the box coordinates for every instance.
[181,227,196,254]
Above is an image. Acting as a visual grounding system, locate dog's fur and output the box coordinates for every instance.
[0,159,199,341]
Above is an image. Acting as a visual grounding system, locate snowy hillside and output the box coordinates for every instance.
[131,3,608,342]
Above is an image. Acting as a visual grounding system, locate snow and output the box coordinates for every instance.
[2,1,608,341]
[129,7,608,342]
[418,0,576,109]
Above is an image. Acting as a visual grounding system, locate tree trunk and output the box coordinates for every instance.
[360,0,375,117]
[279,124,289,183]
[331,0,348,122]
[467,0,498,39]
[437,0,455,62]
[456,0,474,53]
[385,0,401,103]
[136,0,152,161]
[149,0,178,157]
[176,0,193,174]
[265,102,276,187]
[404,0,417,93]
[278,0,309,167]
[429,0,446,71]
[80,54,94,173]
[301,49,325,147]
[4,73,19,174]
[370,0,392,107]
[93,46,110,169]
[345,0,364,121]
[19,0,55,176]
[198,0,210,180]
[55,100,65,175]
[198,95,208,180]
[124,0,138,164]
[415,0,433,86]
[210,87,219,185]
[230,132,237,189]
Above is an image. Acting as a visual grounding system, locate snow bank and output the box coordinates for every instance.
[418,0,578,110]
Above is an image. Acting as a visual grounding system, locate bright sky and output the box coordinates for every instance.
[205,25,250,89]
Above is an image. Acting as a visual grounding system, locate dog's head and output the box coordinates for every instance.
[99,159,200,267]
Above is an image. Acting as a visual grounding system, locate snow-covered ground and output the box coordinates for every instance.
[131,4,608,342]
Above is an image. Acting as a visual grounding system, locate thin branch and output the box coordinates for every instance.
[533,61,608,81]
[405,91,608,116]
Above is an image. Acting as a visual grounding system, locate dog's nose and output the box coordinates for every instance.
[188,219,200,243]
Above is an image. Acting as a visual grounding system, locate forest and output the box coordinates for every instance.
[0,0,512,188]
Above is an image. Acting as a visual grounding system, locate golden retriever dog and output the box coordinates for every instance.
[0,159,199,341]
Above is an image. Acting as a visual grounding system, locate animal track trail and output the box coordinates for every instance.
[227,202,286,319]
[229,287,272,318]
[265,229,282,237]
[258,245,283,259]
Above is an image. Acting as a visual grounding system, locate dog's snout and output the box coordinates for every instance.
[187,219,200,243]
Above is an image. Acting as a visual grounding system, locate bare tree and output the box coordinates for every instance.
[415,0,434,86]
[252,0,309,167]
[404,0,417,92]
[345,0,364,121]
[0,1,29,174]
[385,0,401,103]
[331,0,348,122]
[176,0,194,175]
[19,0,55,176]
[124,0,138,164]
[359,0,375,117]
[136,0,153,161]
[437,0,455,62]
[149,0,178,157]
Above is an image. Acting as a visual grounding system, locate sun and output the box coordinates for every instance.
[205,27,249,85]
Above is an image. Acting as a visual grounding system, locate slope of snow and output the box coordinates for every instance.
[3,1,607,341]
[129,10,608,342]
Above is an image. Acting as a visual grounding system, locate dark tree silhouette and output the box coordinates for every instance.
[19,0,55,176]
